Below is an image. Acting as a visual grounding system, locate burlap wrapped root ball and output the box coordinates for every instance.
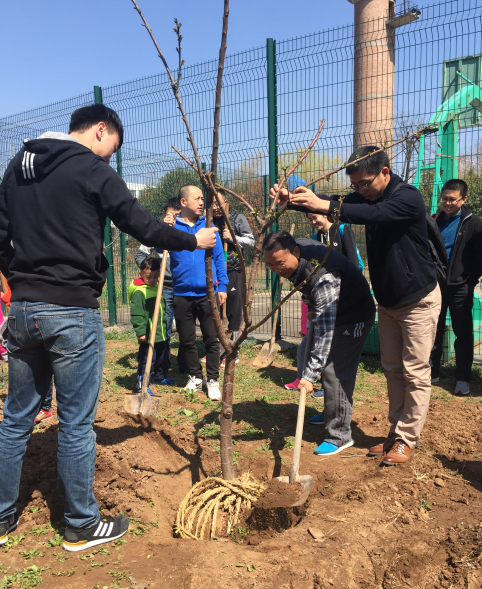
[175,473,266,540]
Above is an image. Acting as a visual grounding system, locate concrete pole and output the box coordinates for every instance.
[349,0,395,151]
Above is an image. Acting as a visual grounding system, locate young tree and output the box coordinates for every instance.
[130,0,431,480]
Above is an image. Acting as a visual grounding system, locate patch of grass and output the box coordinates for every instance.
[2,565,48,588]
[284,437,295,449]
[53,551,66,563]
[199,422,221,437]
[2,533,25,553]
[112,539,127,547]
[104,328,136,341]
[184,389,197,403]
[421,499,431,511]
[52,566,77,577]
[27,507,41,514]
[19,549,44,561]
[47,534,64,548]
[129,525,147,537]
[108,569,131,584]
[83,561,107,574]
[256,442,270,452]
[29,525,50,538]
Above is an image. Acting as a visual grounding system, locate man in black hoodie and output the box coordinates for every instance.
[0,104,218,551]
[271,147,441,465]
[430,179,482,395]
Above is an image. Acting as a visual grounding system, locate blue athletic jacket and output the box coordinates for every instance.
[170,215,229,297]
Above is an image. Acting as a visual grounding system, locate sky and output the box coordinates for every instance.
[0,0,437,118]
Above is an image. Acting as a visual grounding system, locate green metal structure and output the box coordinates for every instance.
[414,71,482,214]
[267,37,281,339]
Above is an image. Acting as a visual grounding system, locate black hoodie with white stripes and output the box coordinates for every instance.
[0,133,197,308]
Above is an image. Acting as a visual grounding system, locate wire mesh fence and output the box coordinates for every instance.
[1,0,481,363]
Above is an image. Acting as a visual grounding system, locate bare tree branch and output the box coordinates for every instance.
[306,125,431,186]
[211,0,230,178]
[174,19,183,86]
[269,119,325,212]
[131,0,204,179]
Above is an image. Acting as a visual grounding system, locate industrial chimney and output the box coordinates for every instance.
[348,0,421,151]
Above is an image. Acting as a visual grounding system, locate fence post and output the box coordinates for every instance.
[94,85,117,326]
[263,175,271,290]
[267,38,281,339]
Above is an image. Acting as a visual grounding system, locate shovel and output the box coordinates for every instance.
[123,250,168,417]
[252,280,282,369]
[275,321,315,506]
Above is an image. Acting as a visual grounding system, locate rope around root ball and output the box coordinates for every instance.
[175,473,266,540]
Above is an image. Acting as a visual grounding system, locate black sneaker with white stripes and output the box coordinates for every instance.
[63,515,129,552]
[0,512,18,546]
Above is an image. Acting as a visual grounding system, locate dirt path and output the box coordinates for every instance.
[1,335,482,589]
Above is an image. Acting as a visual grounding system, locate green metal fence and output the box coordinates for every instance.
[1,0,482,363]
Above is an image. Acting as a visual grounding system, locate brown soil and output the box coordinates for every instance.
[2,340,482,588]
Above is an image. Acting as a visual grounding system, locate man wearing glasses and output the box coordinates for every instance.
[271,146,441,465]
[430,179,482,395]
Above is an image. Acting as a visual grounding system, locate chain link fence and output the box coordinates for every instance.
[1,0,481,362]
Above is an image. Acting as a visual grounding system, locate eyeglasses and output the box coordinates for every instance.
[266,252,292,271]
[441,196,462,204]
[350,171,381,192]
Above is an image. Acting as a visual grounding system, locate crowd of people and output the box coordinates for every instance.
[0,104,480,552]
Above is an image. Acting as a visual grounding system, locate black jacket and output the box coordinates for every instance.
[317,223,359,269]
[436,205,482,288]
[0,134,197,308]
[292,238,375,326]
[290,173,437,308]
[213,209,254,273]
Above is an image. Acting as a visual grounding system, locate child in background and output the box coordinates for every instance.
[129,256,174,393]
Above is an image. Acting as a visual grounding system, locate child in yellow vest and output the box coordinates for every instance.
[128,256,175,392]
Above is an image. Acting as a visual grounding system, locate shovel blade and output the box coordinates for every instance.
[123,392,142,415]
[263,343,281,368]
[252,342,270,368]
[139,391,160,417]
[275,474,314,507]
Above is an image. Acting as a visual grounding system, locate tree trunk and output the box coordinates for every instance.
[219,349,237,480]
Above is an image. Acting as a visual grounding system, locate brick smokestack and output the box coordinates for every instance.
[350,0,395,151]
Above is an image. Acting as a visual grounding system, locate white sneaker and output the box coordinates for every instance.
[455,381,470,395]
[183,375,206,393]
[206,380,222,401]
[431,377,440,384]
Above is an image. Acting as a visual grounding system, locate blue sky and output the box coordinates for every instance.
[0,0,436,117]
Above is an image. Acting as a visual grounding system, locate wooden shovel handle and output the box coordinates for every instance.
[289,321,315,483]
[141,251,169,396]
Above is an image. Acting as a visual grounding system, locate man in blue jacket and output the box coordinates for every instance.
[272,147,441,465]
[166,185,228,400]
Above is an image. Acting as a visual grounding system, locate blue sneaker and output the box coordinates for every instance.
[137,386,155,396]
[314,440,354,456]
[309,411,324,425]
[312,388,324,398]
[159,377,176,386]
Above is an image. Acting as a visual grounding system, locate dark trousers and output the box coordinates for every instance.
[322,318,375,447]
[174,295,220,381]
[430,283,474,382]
[137,341,170,388]
[226,271,243,332]
[163,287,187,373]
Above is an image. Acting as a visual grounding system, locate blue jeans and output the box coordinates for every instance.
[0,302,105,529]
[163,287,187,373]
